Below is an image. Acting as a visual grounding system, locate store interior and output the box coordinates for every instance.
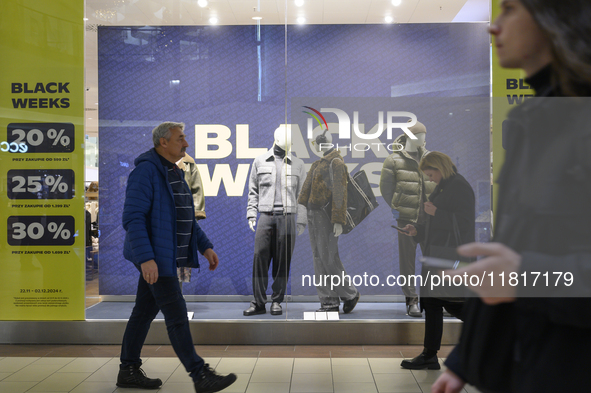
[82,0,491,321]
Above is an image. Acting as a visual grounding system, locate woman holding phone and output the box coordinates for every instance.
[399,151,475,370]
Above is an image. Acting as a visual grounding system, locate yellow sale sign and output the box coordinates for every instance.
[0,0,85,320]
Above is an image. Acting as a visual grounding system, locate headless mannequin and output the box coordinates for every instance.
[379,120,431,317]
[301,129,359,312]
[313,132,343,237]
[248,127,305,236]
[404,133,426,152]
[244,124,308,315]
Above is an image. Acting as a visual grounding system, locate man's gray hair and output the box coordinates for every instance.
[152,122,185,147]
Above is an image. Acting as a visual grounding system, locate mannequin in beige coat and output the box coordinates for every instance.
[176,152,206,286]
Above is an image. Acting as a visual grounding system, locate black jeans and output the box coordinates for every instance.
[421,297,464,351]
[120,275,204,381]
[252,212,295,306]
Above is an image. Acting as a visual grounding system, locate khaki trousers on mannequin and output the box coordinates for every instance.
[308,209,358,307]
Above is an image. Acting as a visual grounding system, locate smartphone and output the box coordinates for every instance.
[420,256,470,270]
[391,225,409,234]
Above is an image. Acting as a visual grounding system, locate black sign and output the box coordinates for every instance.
[7,169,75,199]
[7,216,76,246]
[7,123,75,153]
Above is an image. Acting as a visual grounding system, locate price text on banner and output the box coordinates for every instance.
[7,123,75,153]
[7,216,76,246]
[7,169,75,199]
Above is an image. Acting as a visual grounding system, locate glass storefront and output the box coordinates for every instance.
[1,0,491,323]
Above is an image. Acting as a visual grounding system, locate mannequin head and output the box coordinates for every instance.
[404,120,426,152]
[274,125,292,151]
[311,128,333,153]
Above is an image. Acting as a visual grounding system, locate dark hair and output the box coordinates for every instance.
[315,129,329,146]
[520,0,591,96]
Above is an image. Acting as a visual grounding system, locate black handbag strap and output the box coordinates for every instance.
[447,213,462,247]
[329,158,375,211]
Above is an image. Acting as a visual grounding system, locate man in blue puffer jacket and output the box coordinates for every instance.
[117,122,236,393]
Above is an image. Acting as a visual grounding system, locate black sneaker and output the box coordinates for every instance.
[343,293,360,314]
[194,364,237,393]
[116,364,162,389]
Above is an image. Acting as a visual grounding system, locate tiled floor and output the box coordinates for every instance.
[0,345,482,393]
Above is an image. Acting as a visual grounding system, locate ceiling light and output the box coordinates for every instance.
[93,9,116,21]
[83,18,89,21]
[297,16,306,24]
[252,16,263,20]
[392,0,402,6]
[295,0,304,6]
[93,0,126,21]
[385,16,393,23]
[197,0,208,7]
[209,17,218,24]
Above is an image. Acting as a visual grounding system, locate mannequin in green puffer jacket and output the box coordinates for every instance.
[379,121,435,316]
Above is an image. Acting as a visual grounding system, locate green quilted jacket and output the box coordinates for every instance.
[379,134,435,222]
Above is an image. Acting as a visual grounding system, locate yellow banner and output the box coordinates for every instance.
[491,1,535,216]
[0,0,85,320]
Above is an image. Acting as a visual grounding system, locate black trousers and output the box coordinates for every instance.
[121,276,204,381]
[252,212,296,306]
[422,297,464,351]
[397,219,426,304]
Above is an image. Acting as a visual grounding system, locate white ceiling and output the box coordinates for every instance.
[84,0,490,136]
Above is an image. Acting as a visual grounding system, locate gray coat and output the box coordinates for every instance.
[246,149,307,226]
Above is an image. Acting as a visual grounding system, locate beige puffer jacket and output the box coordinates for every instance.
[177,153,206,220]
[379,134,435,222]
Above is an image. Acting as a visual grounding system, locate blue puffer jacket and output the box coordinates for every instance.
[122,148,213,276]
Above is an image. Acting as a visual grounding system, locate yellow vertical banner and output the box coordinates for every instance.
[491,2,535,214]
[0,0,85,320]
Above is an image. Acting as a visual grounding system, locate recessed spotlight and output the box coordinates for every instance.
[392,0,402,6]
[385,16,393,23]
[297,16,306,24]
[252,16,263,20]
[295,0,304,6]
[83,18,89,21]
[198,0,208,7]
[209,17,218,24]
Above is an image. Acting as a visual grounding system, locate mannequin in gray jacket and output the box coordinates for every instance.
[244,125,307,316]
